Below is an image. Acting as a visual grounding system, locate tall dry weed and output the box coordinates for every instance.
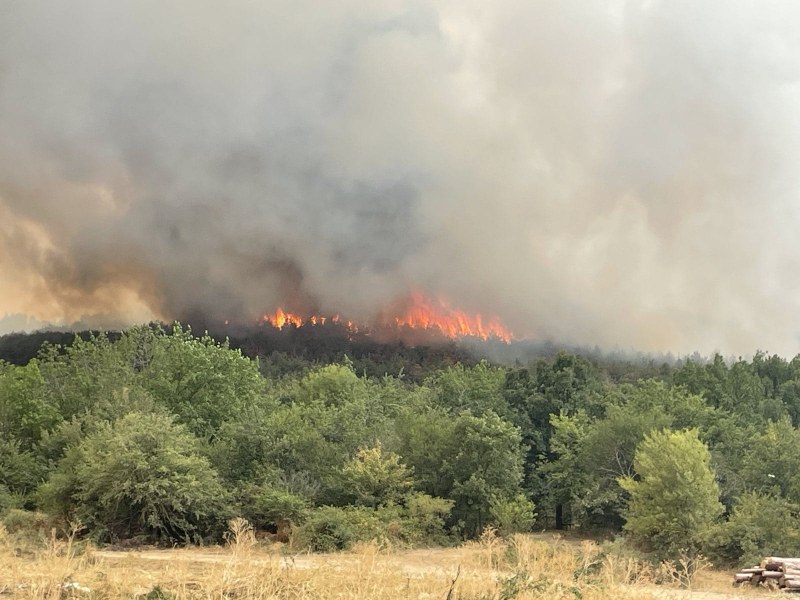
[0,525,691,600]
[598,550,654,587]
[225,517,257,557]
[478,526,506,570]
[0,522,91,600]
[656,553,711,589]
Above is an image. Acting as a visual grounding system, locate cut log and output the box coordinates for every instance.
[762,570,784,578]
[736,556,800,589]
[763,557,800,570]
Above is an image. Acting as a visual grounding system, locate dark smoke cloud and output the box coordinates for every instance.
[2,0,800,355]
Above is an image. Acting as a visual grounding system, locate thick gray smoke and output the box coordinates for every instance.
[2,0,800,355]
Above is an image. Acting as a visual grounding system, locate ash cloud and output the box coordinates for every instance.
[2,0,800,355]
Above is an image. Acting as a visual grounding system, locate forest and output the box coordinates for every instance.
[1,323,799,567]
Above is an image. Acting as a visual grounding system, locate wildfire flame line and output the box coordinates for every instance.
[260,293,512,342]
[261,309,357,332]
[393,292,512,342]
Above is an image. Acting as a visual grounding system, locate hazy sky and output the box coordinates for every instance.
[2,0,800,355]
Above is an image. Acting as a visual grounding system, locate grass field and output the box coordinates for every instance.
[0,521,773,599]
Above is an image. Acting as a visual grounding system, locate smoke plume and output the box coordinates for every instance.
[2,0,800,355]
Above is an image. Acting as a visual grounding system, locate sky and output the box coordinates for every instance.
[2,0,800,356]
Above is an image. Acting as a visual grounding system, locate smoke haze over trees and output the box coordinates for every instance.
[2,1,800,354]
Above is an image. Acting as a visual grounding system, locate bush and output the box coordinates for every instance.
[1,509,53,550]
[0,439,48,504]
[293,506,380,552]
[38,412,232,544]
[0,484,21,514]
[341,446,414,508]
[490,494,536,536]
[704,492,800,566]
[2,508,50,533]
[239,483,309,540]
[404,492,454,544]
[293,494,454,552]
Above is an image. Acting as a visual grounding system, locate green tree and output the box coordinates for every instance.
[136,324,264,436]
[739,418,800,503]
[427,362,508,417]
[37,333,133,420]
[0,439,47,507]
[0,361,57,449]
[533,352,604,417]
[502,367,560,502]
[543,381,711,529]
[341,446,414,508]
[620,429,723,559]
[238,483,309,533]
[447,411,526,537]
[212,363,392,505]
[393,402,456,499]
[542,411,590,528]
[395,405,526,537]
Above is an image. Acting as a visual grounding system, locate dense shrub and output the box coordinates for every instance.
[293,495,454,551]
[402,492,454,545]
[0,484,20,514]
[704,492,800,566]
[38,412,232,544]
[0,439,48,505]
[238,483,310,536]
[2,508,50,532]
[293,506,379,552]
[341,446,414,508]
[490,494,536,536]
[1,509,53,550]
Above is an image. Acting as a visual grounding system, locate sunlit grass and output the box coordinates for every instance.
[0,520,749,599]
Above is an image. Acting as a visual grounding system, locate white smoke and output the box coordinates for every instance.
[2,0,800,354]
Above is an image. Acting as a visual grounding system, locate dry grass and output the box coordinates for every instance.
[0,521,761,600]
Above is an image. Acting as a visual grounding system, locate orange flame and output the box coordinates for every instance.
[259,292,512,342]
[260,309,358,333]
[393,292,512,342]
[261,307,303,329]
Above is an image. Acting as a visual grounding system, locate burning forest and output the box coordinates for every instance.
[2,1,800,357]
[5,5,800,596]
[257,291,514,343]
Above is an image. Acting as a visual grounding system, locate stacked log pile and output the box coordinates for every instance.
[733,557,800,590]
